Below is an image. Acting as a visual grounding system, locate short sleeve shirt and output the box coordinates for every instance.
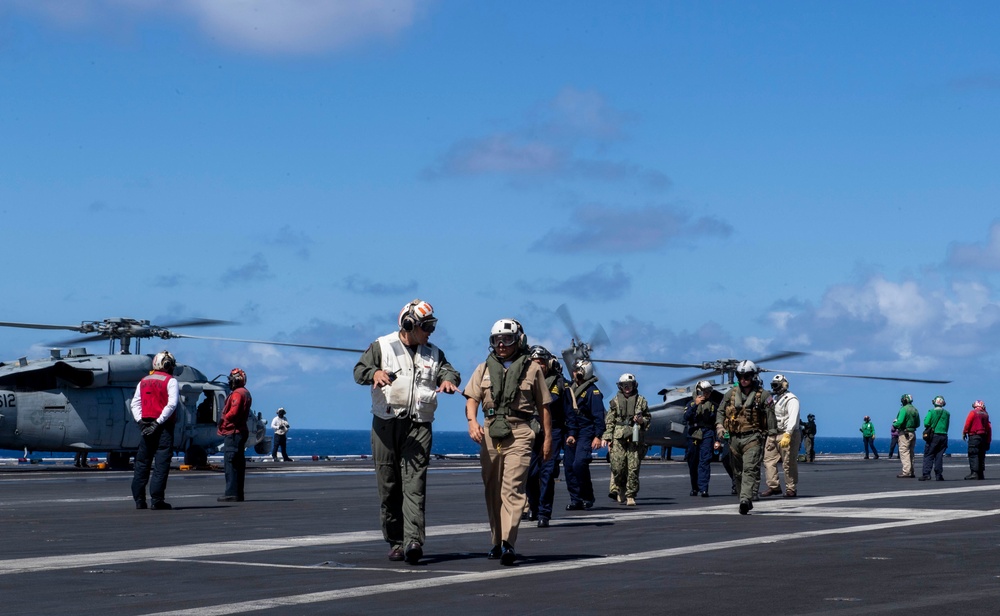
[464,360,552,415]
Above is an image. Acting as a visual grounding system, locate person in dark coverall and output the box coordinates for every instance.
[962,400,991,480]
[218,368,252,502]
[131,350,179,510]
[354,299,461,565]
[564,358,605,510]
[684,380,717,498]
[800,414,817,462]
[524,345,569,528]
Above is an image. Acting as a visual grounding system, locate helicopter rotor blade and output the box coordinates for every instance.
[753,351,808,364]
[589,324,611,350]
[673,369,722,386]
[757,368,951,385]
[172,334,364,354]
[555,304,583,343]
[158,318,233,329]
[0,321,89,333]
[48,334,109,347]
[592,358,707,370]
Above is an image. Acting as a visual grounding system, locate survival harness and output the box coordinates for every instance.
[722,387,767,435]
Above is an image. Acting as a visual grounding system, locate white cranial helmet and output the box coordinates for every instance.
[735,360,758,375]
[152,350,176,373]
[574,359,594,380]
[617,373,636,392]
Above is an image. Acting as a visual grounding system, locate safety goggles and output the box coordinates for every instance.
[418,319,437,333]
[491,333,517,346]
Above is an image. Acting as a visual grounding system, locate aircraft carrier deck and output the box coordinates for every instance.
[1,454,998,615]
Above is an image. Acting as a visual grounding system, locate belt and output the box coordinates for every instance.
[485,408,535,421]
[730,430,761,437]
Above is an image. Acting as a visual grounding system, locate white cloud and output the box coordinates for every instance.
[9,0,425,54]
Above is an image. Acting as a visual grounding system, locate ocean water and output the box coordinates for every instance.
[2,430,974,459]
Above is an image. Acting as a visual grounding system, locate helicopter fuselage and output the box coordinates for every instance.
[0,350,267,464]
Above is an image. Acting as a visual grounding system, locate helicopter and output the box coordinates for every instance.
[0,317,362,468]
[553,306,951,452]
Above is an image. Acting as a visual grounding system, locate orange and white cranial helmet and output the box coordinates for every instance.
[398,299,436,332]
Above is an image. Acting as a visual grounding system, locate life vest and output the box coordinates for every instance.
[772,391,799,433]
[139,371,175,425]
[371,332,443,423]
[722,387,767,434]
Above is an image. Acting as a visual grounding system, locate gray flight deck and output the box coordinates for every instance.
[1,454,998,615]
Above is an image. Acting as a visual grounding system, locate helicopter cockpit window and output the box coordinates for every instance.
[196,393,215,424]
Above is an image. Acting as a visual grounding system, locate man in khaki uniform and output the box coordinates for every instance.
[760,374,800,498]
[464,318,552,566]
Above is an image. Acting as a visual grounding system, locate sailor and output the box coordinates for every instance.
[860,415,878,459]
[715,360,771,515]
[130,350,179,510]
[760,375,800,497]
[464,319,551,565]
[564,358,605,510]
[524,345,569,527]
[919,396,950,481]
[800,413,817,462]
[683,380,717,497]
[962,400,991,480]
[602,373,650,506]
[354,299,461,564]
[891,394,920,478]
[271,407,291,462]
[218,368,252,502]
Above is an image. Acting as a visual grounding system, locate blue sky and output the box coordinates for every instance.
[2,1,999,438]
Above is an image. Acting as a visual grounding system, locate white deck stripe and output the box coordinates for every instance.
[144,507,1000,616]
[3,483,1000,615]
[1,484,998,576]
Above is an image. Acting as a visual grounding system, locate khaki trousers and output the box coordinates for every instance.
[898,431,916,476]
[481,417,533,547]
[762,431,801,492]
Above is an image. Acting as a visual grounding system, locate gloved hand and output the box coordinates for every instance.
[141,420,158,437]
[715,427,725,441]
[779,433,791,448]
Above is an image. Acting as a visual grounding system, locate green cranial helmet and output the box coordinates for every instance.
[932,395,946,407]
[901,394,913,405]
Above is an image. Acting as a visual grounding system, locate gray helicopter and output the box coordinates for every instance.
[0,317,361,467]
[554,306,951,452]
